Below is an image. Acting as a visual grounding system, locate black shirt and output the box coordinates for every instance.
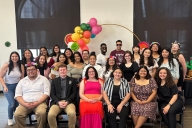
[119,62,139,82]
[38,67,44,76]
[157,84,178,103]
[112,85,121,107]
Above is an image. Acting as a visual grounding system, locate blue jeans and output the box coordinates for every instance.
[3,83,19,119]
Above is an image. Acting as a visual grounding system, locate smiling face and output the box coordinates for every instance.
[40,48,47,56]
[113,69,122,80]
[124,53,131,62]
[39,55,46,66]
[138,68,147,78]
[159,69,167,80]
[65,50,72,58]
[151,44,159,52]
[162,49,169,58]
[26,66,38,79]
[143,49,151,58]
[89,56,96,66]
[11,53,19,63]
[24,50,32,60]
[54,46,60,53]
[58,67,67,78]
[88,68,95,79]
[171,44,180,52]
[116,41,122,50]
[74,53,81,62]
[133,46,140,53]
[108,58,115,66]
[100,45,107,54]
[59,54,66,63]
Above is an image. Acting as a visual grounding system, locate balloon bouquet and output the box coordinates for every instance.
[64,18,102,52]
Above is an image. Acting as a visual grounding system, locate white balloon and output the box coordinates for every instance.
[67,42,73,49]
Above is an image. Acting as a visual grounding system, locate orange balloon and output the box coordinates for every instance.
[71,33,80,41]
[82,38,90,44]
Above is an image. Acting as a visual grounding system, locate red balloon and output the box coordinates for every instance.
[81,45,89,51]
[77,39,86,47]
[83,31,91,39]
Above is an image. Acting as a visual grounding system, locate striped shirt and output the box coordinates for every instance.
[103,77,130,106]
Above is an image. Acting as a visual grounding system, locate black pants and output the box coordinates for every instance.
[159,99,183,128]
[104,104,129,128]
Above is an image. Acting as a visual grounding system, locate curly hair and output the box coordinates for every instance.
[85,66,98,80]
[150,43,162,55]
[154,67,175,88]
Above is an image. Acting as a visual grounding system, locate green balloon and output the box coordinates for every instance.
[80,23,87,31]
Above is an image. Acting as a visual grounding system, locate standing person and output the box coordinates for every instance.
[49,53,67,80]
[119,51,139,82]
[96,43,107,66]
[64,48,74,65]
[110,40,125,66]
[14,62,50,128]
[150,42,161,61]
[82,50,89,65]
[171,41,187,91]
[50,45,61,62]
[139,48,158,77]
[0,51,24,126]
[48,64,77,128]
[67,51,84,81]
[103,68,131,128]
[36,55,50,78]
[129,66,157,128]
[103,56,118,81]
[67,51,85,114]
[82,52,103,79]
[39,46,55,68]
[158,47,179,85]
[79,67,104,128]
[21,49,34,76]
[155,67,183,128]
[132,45,141,64]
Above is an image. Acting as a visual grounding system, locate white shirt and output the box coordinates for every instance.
[82,64,104,79]
[15,75,50,102]
[96,53,107,66]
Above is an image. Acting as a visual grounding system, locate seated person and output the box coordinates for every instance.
[79,66,104,128]
[14,62,50,128]
[129,66,157,128]
[103,67,131,128]
[155,67,183,128]
[48,64,77,128]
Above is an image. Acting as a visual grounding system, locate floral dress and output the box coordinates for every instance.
[130,78,158,120]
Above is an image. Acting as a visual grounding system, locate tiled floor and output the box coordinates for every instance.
[0,93,192,128]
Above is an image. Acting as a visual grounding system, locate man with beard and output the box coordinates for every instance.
[96,43,107,66]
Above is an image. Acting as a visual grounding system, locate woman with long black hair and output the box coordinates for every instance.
[0,51,24,126]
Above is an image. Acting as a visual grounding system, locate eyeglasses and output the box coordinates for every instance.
[26,69,36,72]
[116,44,122,46]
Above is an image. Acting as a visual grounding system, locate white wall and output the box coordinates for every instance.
[0,0,18,67]
[0,0,134,65]
[80,0,134,56]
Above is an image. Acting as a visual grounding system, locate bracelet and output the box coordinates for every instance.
[107,103,111,105]
[168,103,172,106]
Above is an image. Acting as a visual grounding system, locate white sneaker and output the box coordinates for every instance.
[8,119,14,126]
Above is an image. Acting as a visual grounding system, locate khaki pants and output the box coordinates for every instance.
[48,103,76,128]
[14,102,47,128]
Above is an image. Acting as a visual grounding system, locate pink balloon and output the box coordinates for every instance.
[97,25,102,32]
[77,39,86,47]
[91,26,100,35]
[89,18,97,27]
[81,45,89,51]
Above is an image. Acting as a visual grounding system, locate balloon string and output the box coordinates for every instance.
[101,24,141,42]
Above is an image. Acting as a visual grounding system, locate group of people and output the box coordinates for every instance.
[0,40,186,128]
